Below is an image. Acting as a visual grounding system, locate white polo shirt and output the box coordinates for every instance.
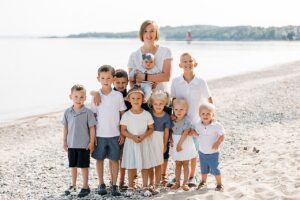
[194,121,225,154]
[91,90,127,137]
[170,75,211,124]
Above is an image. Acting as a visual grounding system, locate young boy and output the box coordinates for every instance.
[110,69,130,190]
[170,52,213,187]
[91,65,127,196]
[62,84,97,198]
[194,103,225,191]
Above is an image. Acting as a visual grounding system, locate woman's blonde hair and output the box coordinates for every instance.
[139,20,160,42]
[148,90,170,108]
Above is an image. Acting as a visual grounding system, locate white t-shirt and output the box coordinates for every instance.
[194,121,225,154]
[171,75,211,124]
[127,46,172,92]
[120,110,154,135]
[91,90,127,137]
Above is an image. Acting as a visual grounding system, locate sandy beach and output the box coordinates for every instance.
[0,61,300,200]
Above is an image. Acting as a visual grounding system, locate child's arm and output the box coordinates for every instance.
[139,124,154,141]
[90,90,101,106]
[121,125,141,143]
[188,129,199,137]
[176,128,190,152]
[212,135,224,150]
[163,128,170,153]
[87,126,96,153]
[118,111,126,145]
[63,126,68,152]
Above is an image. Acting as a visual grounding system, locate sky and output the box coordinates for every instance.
[0,0,299,36]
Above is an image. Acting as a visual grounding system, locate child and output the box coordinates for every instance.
[170,52,213,187]
[148,90,173,192]
[109,69,130,190]
[120,87,155,197]
[194,103,225,192]
[91,65,127,196]
[62,84,97,198]
[170,99,198,191]
[129,53,161,101]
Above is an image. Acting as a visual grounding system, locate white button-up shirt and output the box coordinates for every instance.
[171,75,211,124]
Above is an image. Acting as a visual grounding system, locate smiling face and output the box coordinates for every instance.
[114,77,128,92]
[128,92,144,110]
[142,23,158,43]
[69,90,86,109]
[173,101,188,121]
[97,71,114,90]
[199,108,214,125]
[179,53,198,73]
[152,99,166,114]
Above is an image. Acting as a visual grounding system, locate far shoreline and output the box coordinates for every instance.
[1,59,299,126]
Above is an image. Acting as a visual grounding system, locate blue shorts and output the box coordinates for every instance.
[92,136,120,161]
[199,152,220,175]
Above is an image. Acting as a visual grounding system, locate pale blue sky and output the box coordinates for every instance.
[0,0,299,36]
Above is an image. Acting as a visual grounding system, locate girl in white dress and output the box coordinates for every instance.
[148,91,173,193]
[170,99,197,191]
[120,87,154,197]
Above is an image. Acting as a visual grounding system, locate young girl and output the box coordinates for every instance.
[120,87,155,197]
[148,90,173,192]
[194,103,225,192]
[170,99,198,191]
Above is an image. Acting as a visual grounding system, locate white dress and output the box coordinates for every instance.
[121,110,155,170]
[171,117,198,161]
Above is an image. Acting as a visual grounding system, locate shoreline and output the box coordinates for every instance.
[0,61,300,199]
[1,59,299,125]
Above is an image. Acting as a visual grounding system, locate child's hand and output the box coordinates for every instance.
[87,142,95,154]
[212,141,220,150]
[63,142,68,152]
[176,145,183,152]
[118,135,125,145]
[189,130,199,137]
[132,135,141,143]
[92,92,101,106]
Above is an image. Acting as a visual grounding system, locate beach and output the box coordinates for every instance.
[0,61,300,200]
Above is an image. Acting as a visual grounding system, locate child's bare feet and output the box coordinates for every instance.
[182,184,190,191]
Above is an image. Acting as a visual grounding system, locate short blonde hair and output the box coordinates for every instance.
[180,52,197,62]
[139,20,160,42]
[199,103,215,114]
[148,90,170,107]
[172,98,188,110]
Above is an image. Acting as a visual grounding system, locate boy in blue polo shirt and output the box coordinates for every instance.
[62,84,97,198]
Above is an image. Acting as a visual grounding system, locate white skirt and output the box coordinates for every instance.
[122,138,143,170]
[122,132,163,170]
[171,135,198,161]
[148,131,164,166]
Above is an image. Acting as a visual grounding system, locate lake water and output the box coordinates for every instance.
[1,38,300,122]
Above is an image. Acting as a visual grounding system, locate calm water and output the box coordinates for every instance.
[1,38,300,122]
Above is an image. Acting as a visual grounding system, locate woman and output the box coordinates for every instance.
[128,20,173,92]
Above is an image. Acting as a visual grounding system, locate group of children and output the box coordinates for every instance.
[62,52,225,198]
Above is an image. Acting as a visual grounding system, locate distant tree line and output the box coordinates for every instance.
[66,25,300,41]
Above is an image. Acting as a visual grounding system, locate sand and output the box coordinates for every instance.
[0,61,300,200]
